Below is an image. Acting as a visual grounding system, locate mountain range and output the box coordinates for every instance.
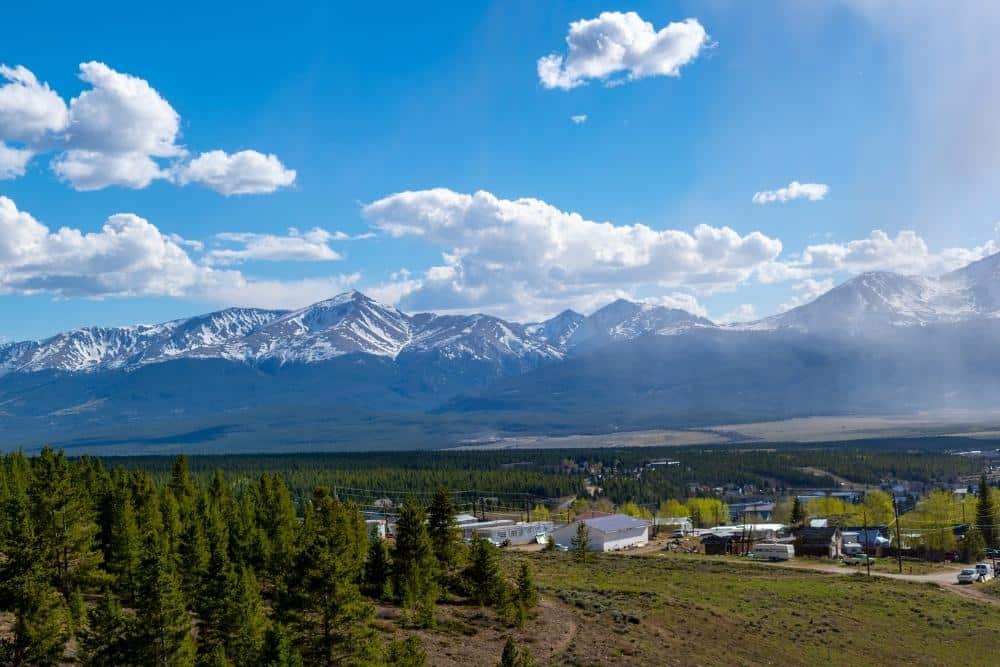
[6,252,1000,453]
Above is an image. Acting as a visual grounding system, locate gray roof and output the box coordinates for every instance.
[581,514,649,533]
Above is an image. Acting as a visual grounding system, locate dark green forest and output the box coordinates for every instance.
[0,449,540,666]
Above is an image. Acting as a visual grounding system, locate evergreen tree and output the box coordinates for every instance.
[392,497,438,627]
[68,586,87,635]
[977,475,997,548]
[514,562,538,624]
[259,473,298,582]
[107,488,142,601]
[81,592,137,667]
[385,636,427,666]
[134,542,196,667]
[5,572,71,666]
[197,504,237,654]
[427,488,459,572]
[260,623,304,667]
[364,534,391,600]
[284,488,377,664]
[571,521,591,561]
[465,538,505,608]
[201,645,234,667]
[962,526,987,563]
[177,494,211,602]
[498,636,537,667]
[790,497,806,527]
[225,567,268,666]
[169,454,197,511]
[28,447,103,595]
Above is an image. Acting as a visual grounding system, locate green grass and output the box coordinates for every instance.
[517,551,996,666]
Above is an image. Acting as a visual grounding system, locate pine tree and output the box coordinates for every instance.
[962,526,987,563]
[28,447,103,595]
[260,623,304,667]
[134,542,196,667]
[976,476,997,548]
[465,538,505,608]
[284,488,377,664]
[392,497,438,627]
[107,488,142,601]
[427,488,459,572]
[790,497,806,527]
[363,534,391,600]
[197,504,237,654]
[169,454,197,511]
[497,636,536,667]
[6,571,71,666]
[81,592,137,667]
[259,473,298,582]
[571,521,591,561]
[225,567,268,666]
[177,494,211,601]
[385,636,427,666]
[514,562,537,626]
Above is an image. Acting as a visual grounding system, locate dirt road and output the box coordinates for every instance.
[764,559,999,605]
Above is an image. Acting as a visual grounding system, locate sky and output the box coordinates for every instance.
[2,1,1000,341]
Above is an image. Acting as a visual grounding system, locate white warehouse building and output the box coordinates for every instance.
[550,514,650,552]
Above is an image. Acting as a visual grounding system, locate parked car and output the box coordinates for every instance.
[958,568,979,584]
[843,554,875,566]
[986,548,1000,559]
[944,551,960,562]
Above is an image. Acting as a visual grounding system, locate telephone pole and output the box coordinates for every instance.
[892,495,903,574]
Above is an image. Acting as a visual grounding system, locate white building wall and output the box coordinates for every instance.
[592,526,648,551]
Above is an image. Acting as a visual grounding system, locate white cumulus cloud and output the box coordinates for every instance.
[717,303,757,324]
[538,12,708,90]
[752,181,829,204]
[797,229,997,275]
[175,149,297,195]
[0,62,295,194]
[0,65,68,141]
[207,227,344,265]
[362,188,781,319]
[0,196,365,310]
[0,143,33,179]
[570,114,588,124]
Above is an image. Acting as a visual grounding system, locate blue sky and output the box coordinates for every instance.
[2,1,1000,340]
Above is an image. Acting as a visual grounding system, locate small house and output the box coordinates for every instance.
[550,514,650,552]
[701,533,738,555]
[795,527,842,558]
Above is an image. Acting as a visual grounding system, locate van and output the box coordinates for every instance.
[975,563,994,581]
[753,543,794,561]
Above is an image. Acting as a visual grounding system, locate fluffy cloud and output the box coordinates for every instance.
[0,62,295,194]
[797,230,997,275]
[362,188,781,318]
[207,228,344,265]
[0,143,33,179]
[0,195,215,296]
[570,114,588,124]
[0,196,364,309]
[752,181,829,204]
[538,12,708,90]
[0,65,68,141]
[52,149,164,191]
[646,292,708,317]
[175,150,297,195]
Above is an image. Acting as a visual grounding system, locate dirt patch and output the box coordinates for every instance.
[379,596,577,667]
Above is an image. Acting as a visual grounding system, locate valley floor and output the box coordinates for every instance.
[454,409,1000,450]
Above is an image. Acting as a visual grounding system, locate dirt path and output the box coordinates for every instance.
[764,559,999,605]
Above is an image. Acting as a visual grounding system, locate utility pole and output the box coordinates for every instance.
[863,510,871,578]
[892,495,903,575]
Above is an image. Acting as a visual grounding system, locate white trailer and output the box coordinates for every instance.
[753,543,794,561]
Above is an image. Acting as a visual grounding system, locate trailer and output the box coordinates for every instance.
[752,543,795,561]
